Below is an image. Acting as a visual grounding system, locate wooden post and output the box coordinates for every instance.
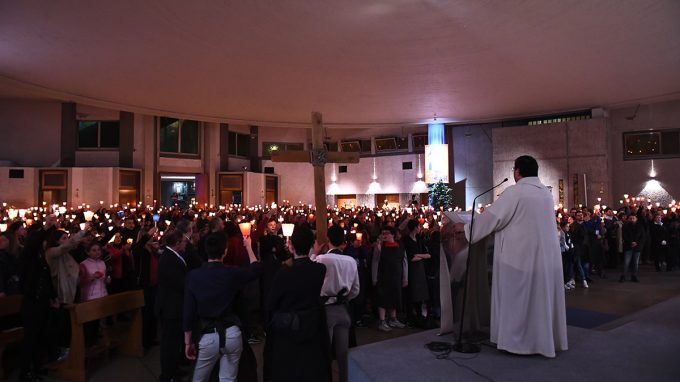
[311,112,328,244]
[270,111,358,243]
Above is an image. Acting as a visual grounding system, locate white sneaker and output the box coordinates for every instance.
[568,280,575,287]
[564,283,573,290]
[582,280,589,288]
[57,347,70,361]
[378,321,392,332]
[387,318,406,329]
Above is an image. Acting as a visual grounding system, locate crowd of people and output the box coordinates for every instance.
[0,194,677,380]
[557,197,680,290]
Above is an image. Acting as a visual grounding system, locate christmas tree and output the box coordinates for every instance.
[428,180,453,209]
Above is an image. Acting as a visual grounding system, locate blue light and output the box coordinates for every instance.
[428,123,445,145]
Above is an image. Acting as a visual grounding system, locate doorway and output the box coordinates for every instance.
[218,173,244,206]
[160,175,196,208]
[39,170,68,206]
[265,175,278,206]
[119,170,141,206]
[336,194,357,208]
[376,193,400,209]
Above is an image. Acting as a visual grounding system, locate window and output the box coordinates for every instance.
[78,121,119,148]
[373,137,409,153]
[262,142,305,157]
[324,142,339,152]
[413,134,428,150]
[9,169,24,179]
[396,137,409,150]
[340,141,361,152]
[339,165,348,173]
[360,139,372,153]
[160,117,199,155]
[623,129,680,160]
[375,137,397,151]
[661,131,680,155]
[402,162,413,170]
[526,113,591,126]
[228,132,250,157]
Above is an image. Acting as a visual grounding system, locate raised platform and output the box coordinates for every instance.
[348,295,680,382]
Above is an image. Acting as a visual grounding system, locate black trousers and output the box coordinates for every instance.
[20,299,50,375]
[159,318,183,382]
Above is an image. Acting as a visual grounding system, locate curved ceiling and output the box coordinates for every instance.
[1,0,679,127]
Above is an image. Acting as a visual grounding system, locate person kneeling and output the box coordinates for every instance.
[183,232,261,382]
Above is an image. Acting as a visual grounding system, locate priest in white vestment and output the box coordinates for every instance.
[455,155,568,358]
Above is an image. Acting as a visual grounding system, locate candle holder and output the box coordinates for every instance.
[239,222,252,238]
[83,210,95,222]
[281,223,294,242]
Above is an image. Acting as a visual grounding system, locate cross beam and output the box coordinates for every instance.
[271,112,359,243]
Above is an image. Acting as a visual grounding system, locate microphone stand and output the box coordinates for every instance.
[453,178,508,353]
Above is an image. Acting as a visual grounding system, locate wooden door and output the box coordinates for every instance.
[219,174,243,205]
[265,176,278,206]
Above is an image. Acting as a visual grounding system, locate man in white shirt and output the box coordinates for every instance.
[313,225,360,382]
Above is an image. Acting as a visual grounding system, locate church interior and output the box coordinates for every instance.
[1,1,680,381]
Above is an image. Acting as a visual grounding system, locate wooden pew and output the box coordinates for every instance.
[0,294,23,380]
[50,290,145,382]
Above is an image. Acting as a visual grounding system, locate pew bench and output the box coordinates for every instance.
[50,290,145,382]
[0,294,24,380]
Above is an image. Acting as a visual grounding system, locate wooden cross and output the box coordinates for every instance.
[271,112,360,243]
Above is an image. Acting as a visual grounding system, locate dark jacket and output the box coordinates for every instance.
[0,249,20,295]
[265,257,330,382]
[622,221,645,251]
[155,247,189,320]
[650,222,669,255]
[132,233,156,288]
[183,261,263,332]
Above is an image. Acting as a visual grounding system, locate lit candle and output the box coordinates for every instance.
[239,222,252,237]
[281,223,294,238]
[355,232,363,241]
[79,223,86,231]
[83,210,95,222]
[0,223,6,232]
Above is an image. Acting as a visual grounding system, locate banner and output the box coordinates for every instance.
[425,144,449,184]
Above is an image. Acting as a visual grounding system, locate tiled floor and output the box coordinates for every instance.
[4,264,680,381]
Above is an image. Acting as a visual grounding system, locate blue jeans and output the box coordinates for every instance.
[622,249,641,278]
[573,255,586,281]
[192,326,242,382]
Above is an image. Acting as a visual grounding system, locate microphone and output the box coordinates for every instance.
[452,177,508,354]
[475,178,509,201]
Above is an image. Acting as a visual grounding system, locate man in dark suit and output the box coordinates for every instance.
[156,230,189,382]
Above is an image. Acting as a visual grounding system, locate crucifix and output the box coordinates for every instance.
[272,112,360,243]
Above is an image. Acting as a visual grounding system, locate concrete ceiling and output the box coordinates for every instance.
[0,0,679,128]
